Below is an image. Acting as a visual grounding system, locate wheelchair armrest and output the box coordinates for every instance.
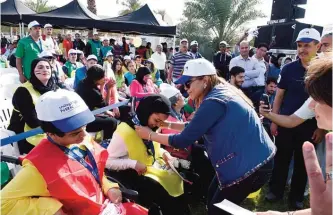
[119,187,139,201]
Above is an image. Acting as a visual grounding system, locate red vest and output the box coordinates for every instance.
[26,138,109,215]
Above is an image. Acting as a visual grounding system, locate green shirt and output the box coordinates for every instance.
[87,40,102,62]
[15,36,45,80]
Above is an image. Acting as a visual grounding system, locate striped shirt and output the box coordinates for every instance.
[170,52,193,79]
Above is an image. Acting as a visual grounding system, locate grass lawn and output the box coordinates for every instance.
[190,184,310,215]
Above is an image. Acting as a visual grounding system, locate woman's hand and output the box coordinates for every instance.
[105,111,115,117]
[259,101,271,117]
[107,188,122,204]
[105,79,116,90]
[113,107,120,118]
[134,125,152,140]
[158,121,170,128]
[311,128,326,144]
[135,161,147,175]
[303,132,332,215]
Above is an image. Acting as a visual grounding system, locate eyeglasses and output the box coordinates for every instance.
[184,79,195,89]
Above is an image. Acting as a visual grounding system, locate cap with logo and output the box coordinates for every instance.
[296,28,321,43]
[87,55,98,61]
[38,50,56,58]
[68,49,79,55]
[180,38,188,44]
[175,58,217,85]
[190,41,198,46]
[219,41,228,46]
[160,83,180,99]
[36,89,95,133]
[28,20,41,29]
[106,51,113,57]
[44,23,52,28]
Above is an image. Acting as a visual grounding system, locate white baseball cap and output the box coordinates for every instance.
[44,23,52,28]
[38,50,56,58]
[93,30,98,35]
[160,83,180,99]
[190,41,198,46]
[123,55,131,61]
[28,20,41,29]
[87,54,98,61]
[219,41,228,46]
[36,89,95,133]
[68,49,79,55]
[296,28,321,43]
[106,51,113,57]
[146,58,154,64]
[180,38,188,44]
[175,58,216,85]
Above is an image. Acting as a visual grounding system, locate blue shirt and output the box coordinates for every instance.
[170,52,193,79]
[278,59,309,115]
[267,64,281,80]
[124,72,136,86]
[74,66,87,89]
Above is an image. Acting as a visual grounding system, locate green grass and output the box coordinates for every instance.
[190,184,310,215]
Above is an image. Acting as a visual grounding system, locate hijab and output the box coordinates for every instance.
[135,66,151,85]
[30,58,58,95]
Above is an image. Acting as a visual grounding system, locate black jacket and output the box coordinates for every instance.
[213,52,232,78]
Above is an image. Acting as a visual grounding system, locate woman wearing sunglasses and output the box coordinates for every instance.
[135,58,276,215]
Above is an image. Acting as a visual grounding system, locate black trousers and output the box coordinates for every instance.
[86,116,118,140]
[159,69,167,83]
[106,169,188,215]
[269,119,317,202]
[207,160,273,215]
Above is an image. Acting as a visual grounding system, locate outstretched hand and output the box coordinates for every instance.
[135,125,152,140]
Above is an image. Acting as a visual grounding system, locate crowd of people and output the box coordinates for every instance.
[0,19,332,215]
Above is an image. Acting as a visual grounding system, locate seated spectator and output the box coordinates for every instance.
[113,58,127,95]
[74,54,98,89]
[100,38,113,59]
[124,60,136,86]
[122,55,131,72]
[105,95,187,215]
[103,51,115,80]
[8,58,61,154]
[129,67,159,103]
[62,49,83,78]
[229,66,245,89]
[146,58,163,87]
[76,65,119,140]
[135,55,143,70]
[1,89,122,215]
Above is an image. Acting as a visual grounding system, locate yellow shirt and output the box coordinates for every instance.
[1,156,118,215]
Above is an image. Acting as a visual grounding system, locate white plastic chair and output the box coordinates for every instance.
[0,99,13,130]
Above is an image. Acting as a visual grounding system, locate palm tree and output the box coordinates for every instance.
[24,0,57,13]
[184,0,265,44]
[87,0,97,14]
[117,0,142,16]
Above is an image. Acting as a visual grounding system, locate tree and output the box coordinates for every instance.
[24,0,56,13]
[117,0,142,16]
[178,0,265,57]
[87,0,97,14]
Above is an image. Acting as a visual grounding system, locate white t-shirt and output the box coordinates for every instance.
[151,52,167,70]
[44,36,59,51]
[294,97,315,120]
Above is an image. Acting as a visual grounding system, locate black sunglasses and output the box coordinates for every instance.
[184,79,195,88]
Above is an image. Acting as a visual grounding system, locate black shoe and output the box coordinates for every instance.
[288,201,304,210]
[265,192,282,202]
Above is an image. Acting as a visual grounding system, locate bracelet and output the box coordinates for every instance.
[148,131,154,141]
[167,122,172,129]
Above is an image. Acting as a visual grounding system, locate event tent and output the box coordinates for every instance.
[1,0,35,25]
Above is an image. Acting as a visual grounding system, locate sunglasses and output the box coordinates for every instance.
[184,79,195,88]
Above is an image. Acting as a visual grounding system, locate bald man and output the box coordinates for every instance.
[320,33,332,53]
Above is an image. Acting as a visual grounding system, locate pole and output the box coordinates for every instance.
[10,27,13,40]
[172,35,176,54]
[19,23,22,38]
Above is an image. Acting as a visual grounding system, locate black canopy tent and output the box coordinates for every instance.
[1,0,35,25]
[21,0,101,29]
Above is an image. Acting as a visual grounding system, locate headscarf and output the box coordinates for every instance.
[136,95,171,127]
[135,66,151,85]
[30,58,58,95]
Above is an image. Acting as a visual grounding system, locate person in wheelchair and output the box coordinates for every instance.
[1,89,125,215]
[105,95,188,215]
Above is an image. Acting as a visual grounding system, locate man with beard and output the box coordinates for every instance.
[229,66,245,89]
[73,33,86,52]
[213,41,232,80]
[189,41,203,59]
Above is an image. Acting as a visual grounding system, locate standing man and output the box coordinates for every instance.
[320,32,332,53]
[151,44,167,82]
[189,41,203,59]
[85,31,102,63]
[168,38,193,83]
[229,66,245,89]
[62,33,73,60]
[74,54,98,88]
[73,33,86,52]
[213,41,232,80]
[100,38,113,59]
[122,37,129,56]
[252,43,269,94]
[229,41,265,99]
[16,20,45,83]
[42,24,59,52]
[266,28,322,209]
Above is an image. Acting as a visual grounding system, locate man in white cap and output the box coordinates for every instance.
[100,37,113,60]
[16,20,45,83]
[168,38,193,83]
[266,28,323,210]
[85,30,102,63]
[74,54,98,88]
[62,49,84,78]
[42,23,59,52]
[151,44,167,82]
[1,89,122,214]
[189,41,203,59]
[213,41,232,80]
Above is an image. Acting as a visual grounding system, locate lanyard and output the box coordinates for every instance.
[171,109,183,122]
[30,36,43,52]
[131,115,156,164]
[47,136,101,186]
